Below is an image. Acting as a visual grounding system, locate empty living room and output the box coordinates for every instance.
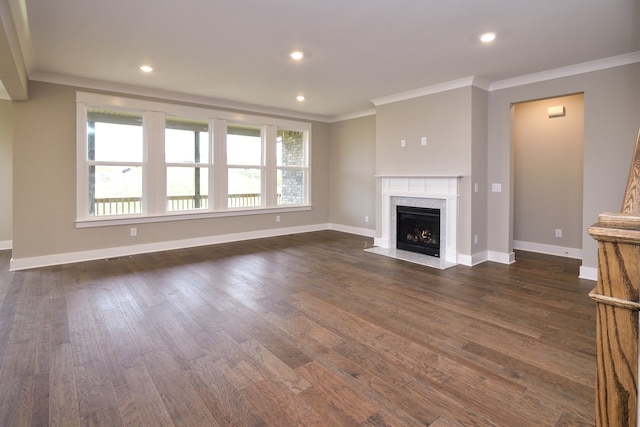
[1,0,639,425]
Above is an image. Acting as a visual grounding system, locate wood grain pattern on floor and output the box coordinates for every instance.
[0,231,595,426]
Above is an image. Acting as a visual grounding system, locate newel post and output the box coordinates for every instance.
[588,130,640,426]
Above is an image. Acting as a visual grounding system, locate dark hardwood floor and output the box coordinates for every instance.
[0,231,596,426]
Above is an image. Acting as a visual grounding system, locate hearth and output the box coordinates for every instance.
[396,205,441,257]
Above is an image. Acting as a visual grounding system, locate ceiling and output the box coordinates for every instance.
[3,0,640,119]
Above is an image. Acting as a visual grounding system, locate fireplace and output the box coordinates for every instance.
[369,176,459,268]
[396,206,441,257]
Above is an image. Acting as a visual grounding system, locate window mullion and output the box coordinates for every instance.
[76,103,90,219]
[212,119,227,210]
[145,111,166,215]
[264,125,277,207]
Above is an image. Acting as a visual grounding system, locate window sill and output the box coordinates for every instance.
[75,205,312,228]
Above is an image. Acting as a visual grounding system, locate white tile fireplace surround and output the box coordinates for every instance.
[367,176,460,269]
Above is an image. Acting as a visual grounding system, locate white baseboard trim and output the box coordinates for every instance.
[487,251,516,264]
[579,266,598,281]
[513,240,582,259]
[329,223,376,238]
[10,224,331,271]
[457,251,496,266]
[0,240,11,250]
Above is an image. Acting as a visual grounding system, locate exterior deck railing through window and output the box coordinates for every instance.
[92,194,281,215]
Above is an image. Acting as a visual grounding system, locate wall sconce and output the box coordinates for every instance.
[548,105,565,118]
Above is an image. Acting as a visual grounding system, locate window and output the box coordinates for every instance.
[227,124,262,208]
[165,117,210,212]
[76,92,311,226]
[277,129,307,206]
[86,108,144,216]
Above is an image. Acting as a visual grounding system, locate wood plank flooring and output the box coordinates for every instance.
[0,231,596,426]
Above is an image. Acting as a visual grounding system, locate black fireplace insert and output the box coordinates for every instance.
[396,205,441,257]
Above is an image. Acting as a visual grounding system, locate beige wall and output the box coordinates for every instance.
[329,115,376,231]
[471,86,489,258]
[513,94,584,250]
[375,86,489,258]
[0,99,11,246]
[11,81,331,261]
[375,87,472,176]
[488,63,640,271]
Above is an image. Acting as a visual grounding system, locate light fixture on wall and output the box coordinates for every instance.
[547,105,565,117]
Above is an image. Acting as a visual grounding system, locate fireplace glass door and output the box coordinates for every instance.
[396,206,440,257]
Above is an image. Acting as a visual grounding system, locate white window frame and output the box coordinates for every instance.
[75,92,311,228]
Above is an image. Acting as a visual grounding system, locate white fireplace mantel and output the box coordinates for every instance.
[374,175,460,265]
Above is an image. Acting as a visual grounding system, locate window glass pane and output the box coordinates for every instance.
[88,109,143,162]
[228,168,261,207]
[277,130,305,167]
[167,167,209,211]
[90,165,142,216]
[278,169,305,205]
[165,117,209,163]
[227,124,262,165]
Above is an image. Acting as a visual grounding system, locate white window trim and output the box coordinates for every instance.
[75,91,311,228]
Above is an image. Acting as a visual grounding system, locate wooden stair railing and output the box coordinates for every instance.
[588,129,640,426]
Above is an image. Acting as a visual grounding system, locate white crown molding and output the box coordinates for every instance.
[330,109,376,123]
[371,76,479,107]
[369,52,640,108]
[490,51,640,91]
[29,71,333,123]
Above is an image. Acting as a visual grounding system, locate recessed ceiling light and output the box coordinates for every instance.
[140,65,153,73]
[296,95,305,102]
[480,32,496,43]
[290,51,304,61]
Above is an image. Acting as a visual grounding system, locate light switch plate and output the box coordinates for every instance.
[491,183,502,193]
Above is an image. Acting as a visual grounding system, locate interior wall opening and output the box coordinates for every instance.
[511,93,585,259]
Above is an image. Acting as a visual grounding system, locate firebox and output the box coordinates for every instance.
[396,205,441,257]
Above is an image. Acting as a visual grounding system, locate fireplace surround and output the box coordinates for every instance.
[369,175,459,268]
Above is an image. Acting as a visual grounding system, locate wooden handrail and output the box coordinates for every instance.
[588,129,640,426]
[621,129,640,215]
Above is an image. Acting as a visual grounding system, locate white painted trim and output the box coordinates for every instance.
[579,266,598,281]
[377,176,459,265]
[513,240,582,260]
[9,223,330,271]
[0,240,12,250]
[32,72,332,123]
[487,251,516,264]
[490,51,640,91]
[373,237,389,248]
[0,81,9,100]
[457,254,473,267]
[329,223,375,238]
[371,76,477,107]
[470,251,489,266]
[330,109,376,123]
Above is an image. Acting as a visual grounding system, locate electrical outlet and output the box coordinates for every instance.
[400,139,406,147]
[555,229,562,238]
[130,227,137,237]
[365,216,369,223]
[474,234,478,244]
[276,215,281,223]
[421,136,427,146]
